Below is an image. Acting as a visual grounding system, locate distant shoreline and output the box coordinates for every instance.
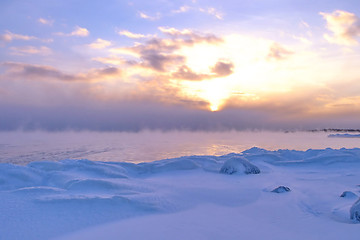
[328,133,360,138]
[308,128,360,133]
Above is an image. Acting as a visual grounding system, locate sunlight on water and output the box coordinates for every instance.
[0,130,359,165]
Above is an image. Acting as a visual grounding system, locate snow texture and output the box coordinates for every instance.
[1,147,360,239]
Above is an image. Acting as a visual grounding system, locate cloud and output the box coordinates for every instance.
[1,59,360,131]
[89,29,232,110]
[1,62,120,82]
[158,26,222,43]
[38,18,54,26]
[172,60,234,81]
[172,5,190,14]
[114,39,185,71]
[199,7,224,20]
[292,35,312,44]
[0,34,11,42]
[2,67,359,131]
[326,96,360,110]
[0,30,38,42]
[70,26,89,37]
[172,65,208,81]
[0,31,52,46]
[2,62,78,81]
[112,28,223,73]
[9,46,52,56]
[267,43,294,61]
[299,20,310,28]
[138,11,161,21]
[142,51,184,72]
[88,38,111,49]
[170,5,223,20]
[211,61,233,76]
[2,86,359,131]
[56,26,89,37]
[118,30,151,39]
[92,56,134,66]
[320,10,360,45]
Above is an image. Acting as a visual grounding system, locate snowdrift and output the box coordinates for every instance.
[1,147,360,240]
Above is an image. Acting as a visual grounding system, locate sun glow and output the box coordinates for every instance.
[178,42,226,73]
[174,34,321,111]
[174,35,274,111]
[210,105,219,111]
[180,77,234,111]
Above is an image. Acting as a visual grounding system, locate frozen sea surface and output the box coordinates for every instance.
[1,130,360,164]
[0,147,360,239]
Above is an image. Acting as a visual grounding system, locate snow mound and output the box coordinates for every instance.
[340,191,358,199]
[135,155,219,174]
[271,186,291,193]
[219,156,260,175]
[350,198,360,222]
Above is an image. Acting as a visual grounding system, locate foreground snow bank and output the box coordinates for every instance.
[351,199,360,222]
[1,147,360,240]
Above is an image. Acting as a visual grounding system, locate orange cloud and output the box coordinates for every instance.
[138,11,161,21]
[111,27,223,74]
[172,60,233,81]
[9,46,52,56]
[38,18,54,26]
[88,38,111,49]
[118,30,152,39]
[158,26,222,43]
[0,30,38,42]
[56,26,89,37]
[320,10,360,45]
[211,61,233,76]
[267,43,294,61]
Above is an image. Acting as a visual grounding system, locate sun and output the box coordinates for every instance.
[210,104,219,112]
[179,77,232,111]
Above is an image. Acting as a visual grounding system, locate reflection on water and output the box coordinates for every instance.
[0,130,359,164]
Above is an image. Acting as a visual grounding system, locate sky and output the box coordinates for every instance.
[0,0,360,131]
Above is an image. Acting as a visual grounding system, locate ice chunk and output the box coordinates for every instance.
[271,186,291,193]
[350,198,360,222]
[219,157,260,175]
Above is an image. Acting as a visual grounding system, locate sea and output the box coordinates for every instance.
[0,130,359,165]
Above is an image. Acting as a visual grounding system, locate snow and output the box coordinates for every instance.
[271,186,291,193]
[350,199,360,222]
[340,191,358,199]
[1,147,360,239]
[219,156,261,174]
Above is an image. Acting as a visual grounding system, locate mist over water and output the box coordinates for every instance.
[1,130,359,165]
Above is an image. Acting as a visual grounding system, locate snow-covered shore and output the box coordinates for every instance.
[1,147,359,239]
